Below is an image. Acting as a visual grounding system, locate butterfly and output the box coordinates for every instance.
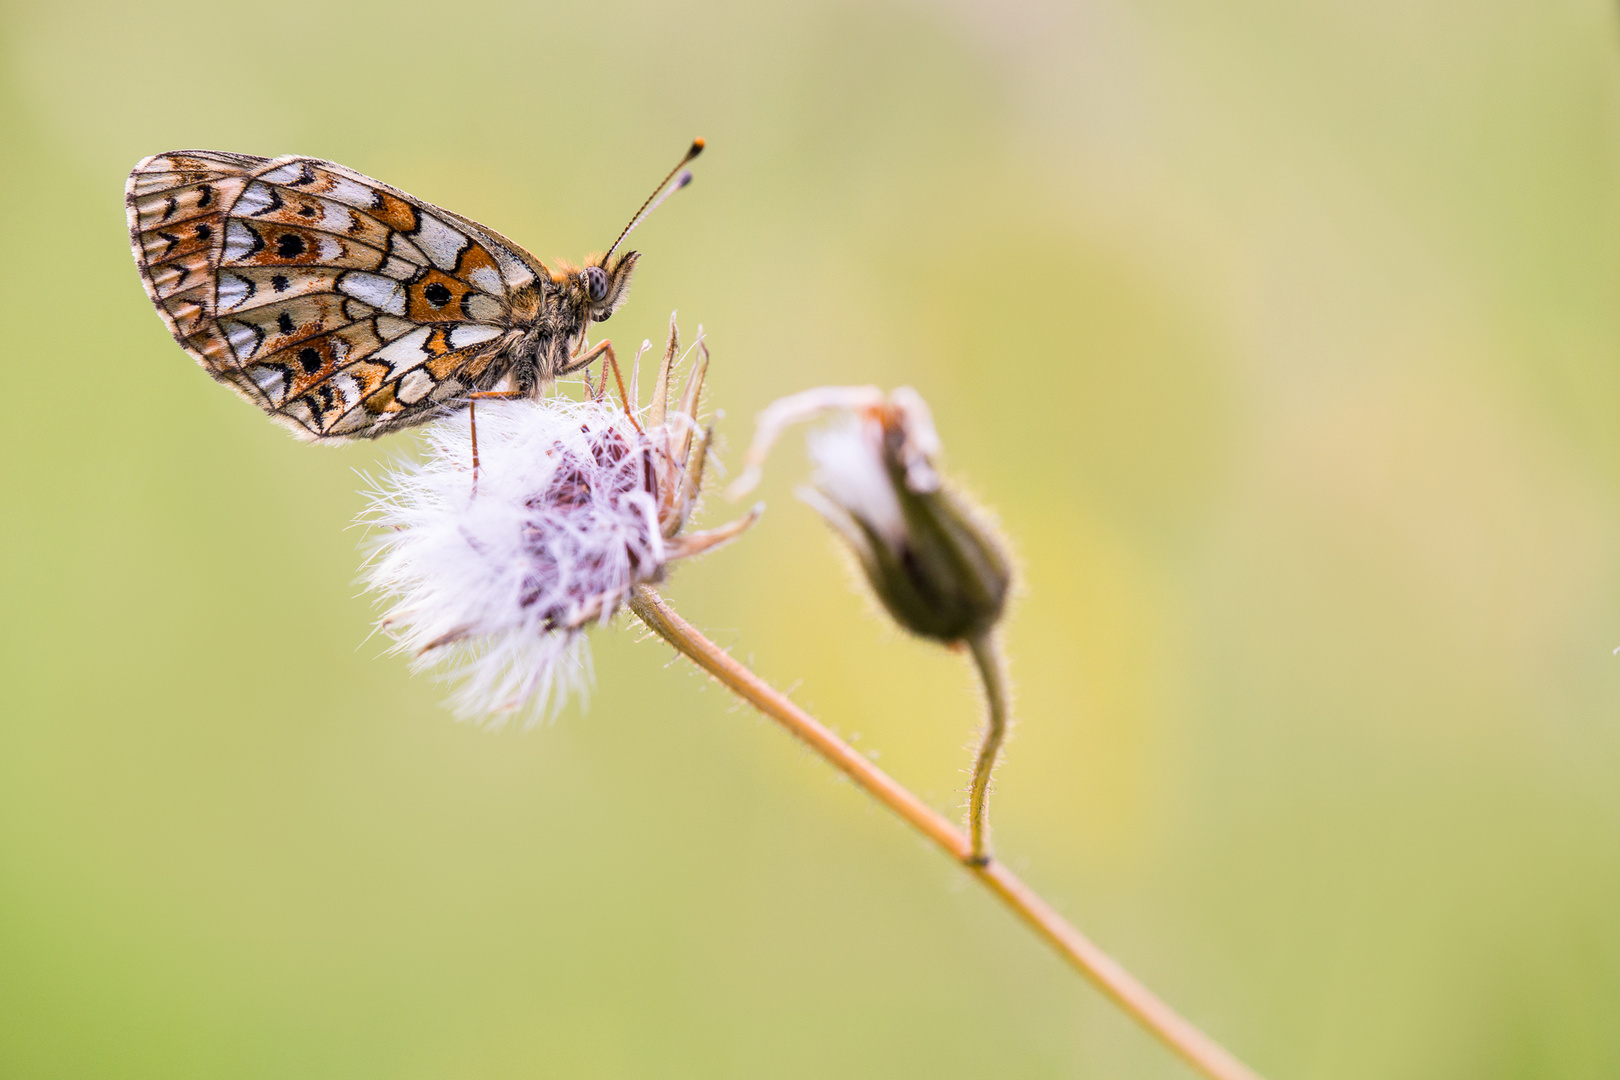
[126,142,702,440]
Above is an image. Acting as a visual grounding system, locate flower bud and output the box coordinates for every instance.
[732,387,1012,643]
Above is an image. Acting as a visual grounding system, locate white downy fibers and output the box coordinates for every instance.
[361,397,671,724]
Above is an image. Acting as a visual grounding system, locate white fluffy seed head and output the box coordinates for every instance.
[360,397,670,725]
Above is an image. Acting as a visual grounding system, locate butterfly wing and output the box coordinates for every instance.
[127,151,546,440]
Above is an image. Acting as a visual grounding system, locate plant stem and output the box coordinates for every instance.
[965,631,1007,864]
[628,585,1263,1080]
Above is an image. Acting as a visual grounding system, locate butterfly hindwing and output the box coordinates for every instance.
[127,151,543,440]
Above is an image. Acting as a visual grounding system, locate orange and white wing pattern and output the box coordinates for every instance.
[127,151,543,440]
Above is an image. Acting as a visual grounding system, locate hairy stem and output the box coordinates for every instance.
[628,585,1263,1080]
[966,631,1008,864]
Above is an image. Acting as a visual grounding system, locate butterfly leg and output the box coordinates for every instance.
[565,339,643,432]
[560,336,613,378]
[466,389,525,497]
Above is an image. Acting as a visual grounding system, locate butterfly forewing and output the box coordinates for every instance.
[127,151,543,439]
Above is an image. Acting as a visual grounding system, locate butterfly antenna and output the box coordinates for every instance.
[603,138,705,261]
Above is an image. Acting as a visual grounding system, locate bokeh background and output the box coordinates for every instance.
[3,1,1619,1076]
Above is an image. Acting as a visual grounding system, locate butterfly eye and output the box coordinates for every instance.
[583,265,609,303]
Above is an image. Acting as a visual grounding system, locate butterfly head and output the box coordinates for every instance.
[578,251,640,324]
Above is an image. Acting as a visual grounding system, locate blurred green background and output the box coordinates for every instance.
[3,0,1620,1076]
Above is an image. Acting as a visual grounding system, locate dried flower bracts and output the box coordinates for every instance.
[360,320,757,724]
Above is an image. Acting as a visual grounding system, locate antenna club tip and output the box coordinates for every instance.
[689,137,706,156]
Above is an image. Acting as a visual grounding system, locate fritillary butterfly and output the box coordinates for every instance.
[126,142,701,440]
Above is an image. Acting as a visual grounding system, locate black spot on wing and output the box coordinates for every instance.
[304,381,340,424]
